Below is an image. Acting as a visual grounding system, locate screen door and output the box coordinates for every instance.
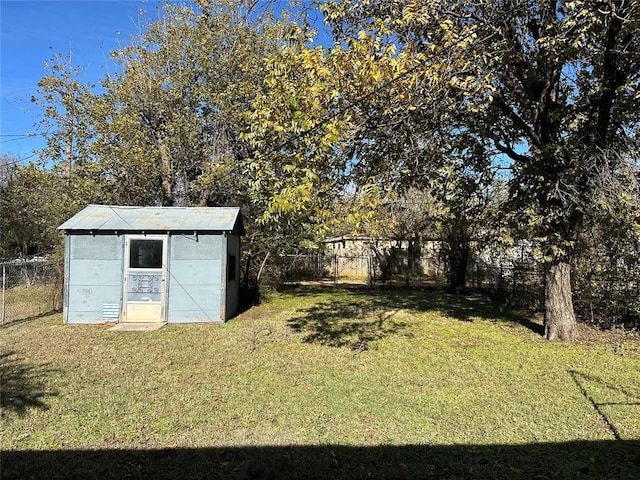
[122,235,167,322]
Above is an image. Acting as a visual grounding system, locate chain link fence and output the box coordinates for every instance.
[1,260,62,326]
[281,253,442,286]
[471,261,544,310]
[281,249,638,330]
[280,254,368,284]
[281,252,543,302]
[573,262,640,330]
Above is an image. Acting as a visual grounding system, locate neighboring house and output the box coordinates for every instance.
[57,205,243,324]
[476,239,540,270]
[324,235,441,276]
[324,235,381,255]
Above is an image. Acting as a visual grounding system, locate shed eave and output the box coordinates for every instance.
[58,228,238,235]
[57,205,243,234]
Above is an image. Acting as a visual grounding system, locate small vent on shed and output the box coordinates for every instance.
[103,304,120,321]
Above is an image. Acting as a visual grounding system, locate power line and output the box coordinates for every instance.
[0,134,38,137]
[0,137,40,145]
[0,86,39,92]
[1,153,39,166]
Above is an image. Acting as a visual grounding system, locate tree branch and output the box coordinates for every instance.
[493,139,531,163]
[492,94,542,146]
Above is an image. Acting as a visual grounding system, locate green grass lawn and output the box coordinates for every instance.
[2,286,639,479]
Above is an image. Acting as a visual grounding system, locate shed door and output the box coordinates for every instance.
[122,235,167,322]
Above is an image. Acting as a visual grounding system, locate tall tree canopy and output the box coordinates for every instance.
[31,52,95,176]
[320,0,640,340]
[92,0,284,207]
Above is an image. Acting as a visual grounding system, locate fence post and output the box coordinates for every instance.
[1,263,6,325]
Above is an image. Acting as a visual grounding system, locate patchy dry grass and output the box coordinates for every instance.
[2,283,58,324]
[2,286,639,479]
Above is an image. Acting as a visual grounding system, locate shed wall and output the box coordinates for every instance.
[225,235,241,320]
[65,235,124,323]
[167,234,223,322]
[63,230,239,324]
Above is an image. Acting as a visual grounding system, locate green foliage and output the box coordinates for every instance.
[0,162,110,260]
[321,0,640,339]
[1,165,69,258]
[574,216,640,330]
[92,0,279,207]
[242,29,352,227]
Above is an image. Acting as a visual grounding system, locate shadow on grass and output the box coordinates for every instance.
[0,351,57,417]
[287,286,542,348]
[0,309,59,329]
[3,441,639,480]
[570,370,640,442]
[288,293,410,349]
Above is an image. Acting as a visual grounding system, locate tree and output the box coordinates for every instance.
[322,0,640,340]
[245,2,496,291]
[0,154,18,258]
[91,0,287,207]
[87,1,333,289]
[240,19,358,287]
[31,52,95,176]
[435,152,495,293]
[24,54,114,252]
[0,164,73,258]
[0,153,18,189]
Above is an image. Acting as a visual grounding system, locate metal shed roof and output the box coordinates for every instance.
[58,205,243,234]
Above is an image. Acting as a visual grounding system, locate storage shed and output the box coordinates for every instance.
[57,205,244,324]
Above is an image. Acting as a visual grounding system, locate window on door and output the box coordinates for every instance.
[130,239,163,269]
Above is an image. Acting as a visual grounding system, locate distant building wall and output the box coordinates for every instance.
[324,236,442,277]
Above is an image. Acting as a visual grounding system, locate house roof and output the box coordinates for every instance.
[58,205,244,234]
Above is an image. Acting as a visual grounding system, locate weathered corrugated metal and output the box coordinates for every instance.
[58,204,243,234]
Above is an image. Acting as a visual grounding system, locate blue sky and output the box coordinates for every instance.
[0,0,329,166]
[0,0,162,163]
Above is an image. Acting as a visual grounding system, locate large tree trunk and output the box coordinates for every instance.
[544,256,577,341]
[443,228,470,294]
[157,140,174,206]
